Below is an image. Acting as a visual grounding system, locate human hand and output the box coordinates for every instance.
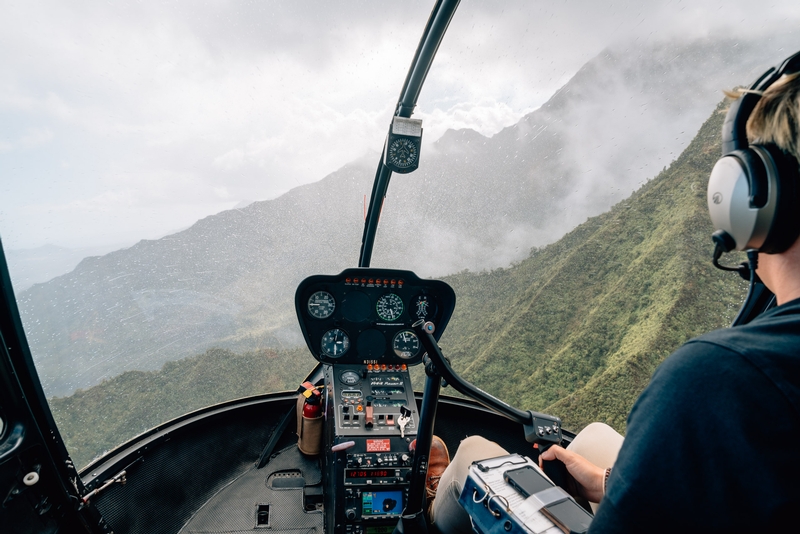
[539,445,605,503]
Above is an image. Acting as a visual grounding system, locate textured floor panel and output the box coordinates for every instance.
[180,445,322,534]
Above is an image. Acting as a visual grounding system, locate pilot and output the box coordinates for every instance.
[427,58,800,532]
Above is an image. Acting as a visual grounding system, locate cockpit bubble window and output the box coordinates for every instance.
[1,2,793,469]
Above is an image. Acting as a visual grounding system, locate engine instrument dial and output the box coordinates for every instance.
[376,293,404,322]
[308,291,335,319]
[392,330,420,359]
[340,371,360,385]
[321,329,350,358]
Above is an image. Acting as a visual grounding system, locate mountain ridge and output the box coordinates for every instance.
[440,103,746,430]
[51,99,747,469]
[20,34,782,395]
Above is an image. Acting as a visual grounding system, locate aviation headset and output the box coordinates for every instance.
[707,50,800,255]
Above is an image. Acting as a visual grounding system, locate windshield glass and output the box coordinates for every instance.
[1,1,797,469]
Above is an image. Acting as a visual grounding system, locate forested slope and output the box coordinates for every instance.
[52,101,748,469]
[440,101,747,431]
[50,347,312,468]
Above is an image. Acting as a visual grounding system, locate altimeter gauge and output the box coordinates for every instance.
[308,291,335,319]
[392,330,420,359]
[376,293,404,322]
[321,328,350,358]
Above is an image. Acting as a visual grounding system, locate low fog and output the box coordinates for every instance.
[371,34,800,277]
[4,1,800,395]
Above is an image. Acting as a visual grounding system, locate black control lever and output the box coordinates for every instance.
[411,320,563,449]
[410,320,581,504]
[392,327,443,534]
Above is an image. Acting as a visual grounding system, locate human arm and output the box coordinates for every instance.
[539,445,606,503]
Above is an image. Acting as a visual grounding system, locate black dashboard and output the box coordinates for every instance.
[294,268,456,366]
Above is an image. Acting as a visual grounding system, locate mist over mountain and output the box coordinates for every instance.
[53,91,745,469]
[19,33,794,396]
[5,244,122,292]
[439,100,747,431]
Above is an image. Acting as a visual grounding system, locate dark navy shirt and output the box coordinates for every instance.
[590,297,800,532]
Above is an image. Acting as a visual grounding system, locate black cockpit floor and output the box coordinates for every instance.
[179,445,323,534]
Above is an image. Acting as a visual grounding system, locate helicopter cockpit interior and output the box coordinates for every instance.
[296,269,453,534]
[1,0,795,533]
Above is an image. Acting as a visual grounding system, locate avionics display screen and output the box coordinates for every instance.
[362,490,403,516]
[365,527,395,534]
[346,469,392,479]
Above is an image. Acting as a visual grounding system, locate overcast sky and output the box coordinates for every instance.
[1,0,799,251]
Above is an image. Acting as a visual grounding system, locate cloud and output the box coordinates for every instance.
[20,127,54,148]
[213,148,246,171]
[1,0,799,251]
[419,100,536,141]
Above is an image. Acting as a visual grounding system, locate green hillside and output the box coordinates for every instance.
[439,100,747,431]
[49,347,313,468]
[51,101,747,469]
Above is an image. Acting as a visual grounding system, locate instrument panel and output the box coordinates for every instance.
[295,268,455,365]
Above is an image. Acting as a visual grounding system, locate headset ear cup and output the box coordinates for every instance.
[707,149,772,251]
[757,144,800,254]
[730,149,769,208]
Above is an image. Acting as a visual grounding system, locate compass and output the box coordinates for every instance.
[384,116,423,174]
[387,138,418,169]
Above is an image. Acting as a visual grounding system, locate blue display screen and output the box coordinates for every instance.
[362,490,403,516]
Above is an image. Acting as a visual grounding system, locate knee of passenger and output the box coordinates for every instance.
[460,435,494,448]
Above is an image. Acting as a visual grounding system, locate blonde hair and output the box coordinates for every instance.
[745,72,800,161]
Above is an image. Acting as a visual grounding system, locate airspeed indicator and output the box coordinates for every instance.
[308,291,335,319]
[376,293,404,322]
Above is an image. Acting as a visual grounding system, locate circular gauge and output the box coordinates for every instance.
[340,370,360,385]
[376,293,404,322]
[321,329,350,358]
[308,291,335,319]
[388,138,418,168]
[393,330,421,359]
[410,294,437,321]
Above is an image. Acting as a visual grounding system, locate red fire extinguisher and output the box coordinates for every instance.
[301,381,322,418]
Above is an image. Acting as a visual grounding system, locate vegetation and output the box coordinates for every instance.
[51,101,747,469]
[49,347,312,468]
[439,101,746,431]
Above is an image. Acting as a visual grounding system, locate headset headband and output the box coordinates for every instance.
[723,50,800,154]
